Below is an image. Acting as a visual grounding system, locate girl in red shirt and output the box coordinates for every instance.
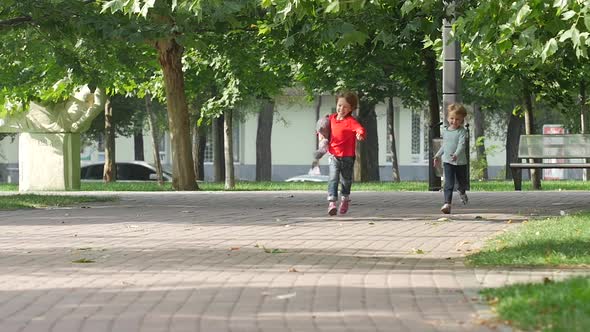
[324,91,365,216]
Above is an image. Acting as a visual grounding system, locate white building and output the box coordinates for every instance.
[0,93,508,183]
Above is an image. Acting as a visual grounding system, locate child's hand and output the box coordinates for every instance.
[356,132,364,141]
[451,154,457,161]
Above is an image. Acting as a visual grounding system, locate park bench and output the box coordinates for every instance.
[509,134,590,190]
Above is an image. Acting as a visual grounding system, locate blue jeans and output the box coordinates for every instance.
[327,155,355,201]
[443,162,468,204]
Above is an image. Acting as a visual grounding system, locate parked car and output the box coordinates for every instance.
[80,161,172,181]
[285,174,329,182]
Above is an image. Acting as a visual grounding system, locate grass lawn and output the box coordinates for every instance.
[468,212,590,331]
[0,194,116,210]
[1,179,590,192]
[480,276,590,332]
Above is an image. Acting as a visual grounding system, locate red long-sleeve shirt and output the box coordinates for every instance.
[328,113,366,157]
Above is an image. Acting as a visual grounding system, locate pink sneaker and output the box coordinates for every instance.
[328,201,337,216]
[339,198,350,214]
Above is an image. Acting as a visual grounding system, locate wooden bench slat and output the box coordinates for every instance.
[510,163,590,169]
[517,155,590,159]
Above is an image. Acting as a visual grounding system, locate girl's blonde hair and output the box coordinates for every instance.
[447,103,467,118]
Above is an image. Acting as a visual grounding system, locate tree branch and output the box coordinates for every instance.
[0,16,33,28]
[0,0,95,29]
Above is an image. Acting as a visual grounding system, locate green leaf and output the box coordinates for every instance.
[585,13,590,31]
[559,28,572,42]
[571,25,581,47]
[325,1,340,13]
[400,1,417,16]
[101,0,125,14]
[553,0,567,11]
[140,0,156,17]
[562,10,577,21]
[541,38,558,62]
[576,45,587,58]
[515,4,531,27]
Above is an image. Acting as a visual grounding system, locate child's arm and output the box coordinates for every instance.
[350,118,366,141]
[433,146,443,167]
[434,146,443,159]
[453,129,467,160]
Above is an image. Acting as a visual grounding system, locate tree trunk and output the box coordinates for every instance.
[103,98,116,182]
[224,109,235,189]
[387,97,400,182]
[354,97,379,182]
[155,38,197,190]
[192,118,207,181]
[523,84,542,190]
[505,108,522,181]
[256,98,274,181]
[213,114,225,182]
[146,94,164,186]
[134,130,144,161]
[473,103,488,180]
[423,48,442,191]
[581,79,589,181]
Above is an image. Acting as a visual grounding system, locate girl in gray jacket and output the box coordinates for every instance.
[433,103,469,214]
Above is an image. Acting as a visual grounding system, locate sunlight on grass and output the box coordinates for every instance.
[0,194,115,210]
[467,212,590,267]
[481,276,590,332]
[469,211,590,331]
[1,179,590,192]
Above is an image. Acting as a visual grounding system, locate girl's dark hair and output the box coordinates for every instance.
[336,91,359,111]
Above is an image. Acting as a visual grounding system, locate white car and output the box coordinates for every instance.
[285,174,329,182]
[80,161,172,181]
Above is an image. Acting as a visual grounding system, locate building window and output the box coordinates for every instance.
[385,105,395,163]
[158,135,167,162]
[204,133,213,163]
[97,133,105,162]
[410,109,428,163]
[203,121,240,163]
[423,121,429,161]
[411,110,421,155]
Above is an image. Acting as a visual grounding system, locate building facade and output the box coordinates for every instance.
[0,93,509,183]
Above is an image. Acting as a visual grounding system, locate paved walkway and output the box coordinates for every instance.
[0,191,589,332]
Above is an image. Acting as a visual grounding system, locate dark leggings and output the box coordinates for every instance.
[443,162,468,204]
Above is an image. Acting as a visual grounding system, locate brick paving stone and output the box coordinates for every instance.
[0,191,589,331]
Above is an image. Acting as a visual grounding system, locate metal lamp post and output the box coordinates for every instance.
[441,2,470,189]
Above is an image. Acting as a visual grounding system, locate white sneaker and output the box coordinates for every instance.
[440,203,451,214]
